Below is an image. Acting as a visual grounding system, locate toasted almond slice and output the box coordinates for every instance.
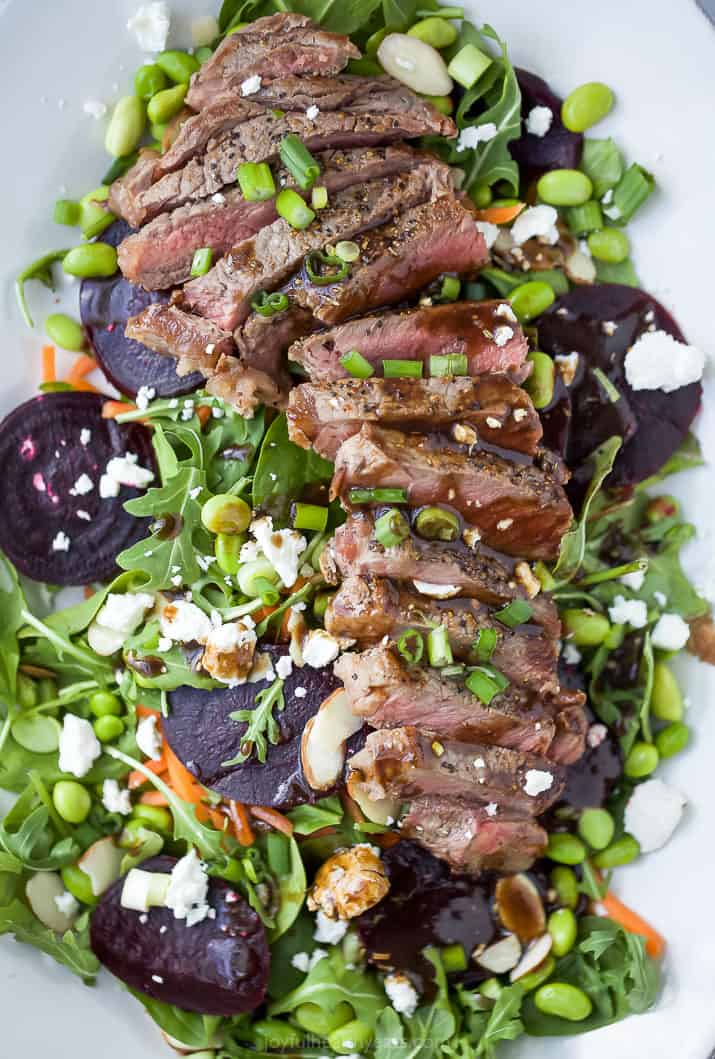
[301,689,363,791]
[25,872,78,933]
[475,932,522,973]
[510,933,553,981]
[78,835,124,896]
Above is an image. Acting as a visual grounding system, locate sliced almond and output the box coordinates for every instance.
[475,932,521,974]
[564,247,597,285]
[25,872,78,933]
[494,873,546,941]
[301,689,363,791]
[510,933,553,981]
[349,783,400,826]
[78,836,124,897]
[377,33,453,96]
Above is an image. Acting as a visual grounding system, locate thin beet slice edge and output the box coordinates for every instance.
[90,855,270,1015]
[510,69,583,184]
[80,220,203,398]
[0,391,155,585]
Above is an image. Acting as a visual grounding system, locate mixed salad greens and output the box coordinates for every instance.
[1,1,711,1056]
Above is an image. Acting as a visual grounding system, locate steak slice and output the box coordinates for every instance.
[321,512,531,606]
[124,304,235,378]
[118,145,421,290]
[400,795,548,873]
[180,164,452,331]
[204,355,284,418]
[332,424,573,560]
[109,149,160,226]
[288,301,529,382]
[286,375,542,460]
[325,576,561,694]
[186,13,360,110]
[347,727,565,817]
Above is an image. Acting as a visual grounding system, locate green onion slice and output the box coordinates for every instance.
[465,664,509,704]
[237,161,276,202]
[348,487,408,505]
[493,600,533,628]
[251,290,290,317]
[438,275,461,302]
[190,247,213,277]
[292,502,329,533]
[374,509,410,548]
[430,353,469,377]
[311,186,328,210]
[305,250,350,286]
[397,628,424,665]
[339,349,374,379]
[279,133,321,190]
[276,188,315,230]
[473,627,498,662]
[428,626,453,668]
[382,359,424,379]
[335,240,360,263]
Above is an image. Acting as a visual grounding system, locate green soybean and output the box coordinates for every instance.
[534,982,593,1022]
[61,863,96,905]
[45,313,86,352]
[480,977,503,1000]
[578,808,615,851]
[327,1018,374,1055]
[517,955,556,993]
[252,1020,303,1049]
[651,662,684,722]
[408,16,458,48]
[524,352,555,410]
[53,780,91,824]
[546,832,587,865]
[655,721,690,759]
[134,63,168,100]
[509,281,555,323]
[537,168,593,207]
[94,715,125,743]
[561,608,610,647]
[215,533,242,575]
[195,46,214,64]
[63,243,118,279]
[147,82,188,125]
[548,907,577,956]
[89,690,123,718]
[11,714,61,754]
[587,227,630,263]
[201,494,251,535]
[423,94,454,116]
[105,96,146,158]
[131,804,173,832]
[156,50,200,84]
[593,833,640,869]
[562,82,614,133]
[16,673,38,710]
[295,1001,353,1038]
[624,741,659,779]
[470,181,492,208]
[550,866,578,908]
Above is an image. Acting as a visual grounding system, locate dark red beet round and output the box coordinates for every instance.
[510,69,583,184]
[0,391,154,585]
[164,646,365,810]
[80,220,203,398]
[539,284,701,493]
[90,856,269,1015]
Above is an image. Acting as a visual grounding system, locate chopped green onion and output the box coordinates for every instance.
[463,281,489,301]
[466,664,509,704]
[611,163,655,224]
[414,506,461,542]
[279,133,321,190]
[473,628,497,662]
[493,600,533,628]
[305,250,350,286]
[374,509,410,548]
[276,188,315,230]
[430,353,468,377]
[340,349,374,379]
[102,152,139,186]
[253,577,281,607]
[349,487,408,505]
[397,628,424,665]
[440,664,465,678]
[251,290,289,317]
[592,367,621,403]
[448,44,492,90]
[428,626,453,668]
[237,161,276,202]
[53,199,81,227]
[190,247,213,277]
[565,200,603,235]
[311,186,328,210]
[438,275,461,302]
[292,503,329,533]
[440,942,468,973]
[271,108,286,119]
[335,240,360,263]
[382,359,424,379]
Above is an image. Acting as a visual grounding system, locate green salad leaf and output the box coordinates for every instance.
[473,984,524,1057]
[222,676,286,766]
[0,553,23,702]
[268,949,386,1027]
[15,249,70,329]
[376,948,458,1059]
[287,795,344,835]
[252,413,333,524]
[0,898,99,981]
[554,437,622,583]
[128,991,226,1049]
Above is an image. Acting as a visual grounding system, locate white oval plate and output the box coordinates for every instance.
[0,1,714,1056]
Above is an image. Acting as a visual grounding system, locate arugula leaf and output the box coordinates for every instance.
[265,833,306,941]
[639,522,708,620]
[123,620,218,692]
[0,552,23,702]
[202,405,265,494]
[637,432,703,488]
[252,413,333,524]
[554,437,622,583]
[119,825,164,874]
[267,910,318,999]
[473,984,524,1057]
[0,899,99,981]
[129,991,225,1048]
[219,0,384,36]
[20,607,114,686]
[0,784,78,870]
[268,949,386,1027]
[42,570,144,639]
[382,0,424,28]
[287,795,344,835]
[15,249,70,328]
[222,676,286,766]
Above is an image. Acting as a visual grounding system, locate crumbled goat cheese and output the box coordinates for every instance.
[554,352,580,387]
[302,629,341,669]
[165,849,210,926]
[135,385,156,411]
[601,320,617,336]
[493,325,513,348]
[525,104,553,137]
[523,769,554,797]
[624,330,706,393]
[624,779,686,853]
[77,510,92,522]
[306,104,320,121]
[160,599,213,644]
[457,122,497,151]
[291,948,328,973]
[475,220,499,249]
[654,590,668,607]
[158,636,173,653]
[69,473,94,496]
[608,595,648,629]
[620,569,645,591]
[101,452,155,496]
[54,891,80,918]
[587,723,607,748]
[562,641,582,666]
[80,428,91,445]
[136,714,163,761]
[83,99,107,120]
[314,909,349,944]
[511,204,559,246]
[250,516,306,588]
[495,302,517,322]
[99,475,120,499]
[102,779,132,816]
[651,612,690,651]
[88,591,155,656]
[295,686,307,698]
[127,2,170,52]
[191,14,219,46]
[52,531,71,552]
[58,714,101,778]
[276,654,293,679]
[385,973,420,1017]
[412,580,460,599]
[241,74,262,96]
[484,802,498,817]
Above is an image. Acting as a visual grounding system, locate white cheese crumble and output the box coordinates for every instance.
[624,330,706,393]
[457,122,497,151]
[306,104,320,121]
[80,428,91,445]
[100,452,155,498]
[511,204,559,246]
[250,516,306,588]
[523,768,553,797]
[608,595,648,629]
[77,510,92,522]
[554,352,580,387]
[475,220,499,250]
[54,891,80,918]
[493,325,513,348]
[276,654,293,679]
[165,849,211,927]
[624,779,686,853]
[88,591,155,656]
[136,714,163,761]
[241,74,262,96]
[127,2,170,52]
[314,909,348,944]
[191,14,219,46]
[102,779,132,816]
[651,612,690,651]
[136,385,156,411]
[69,473,94,496]
[52,531,71,552]
[83,99,107,120]
[620,569,645,592]
[384,972,420,1017]
[525,105,553,137]
[495,302,517,322]
[294,686,307,698]
[159,600,213,644]
[562,641,582,666]
[484,802,498,817]
[302,629,341,669]
[291,948,328,973]
[654,590,668,607]
[412,580,460,599]
[58,714,101,778]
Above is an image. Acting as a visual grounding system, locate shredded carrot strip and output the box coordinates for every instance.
[250,805,294,837]
[196,405,211,428]
[252,604,279,624]
[66,354,96,385]
[102,399,138,419]
[375,831,401,850]
[135,704,157,719]
[228,801,255,846]
[277,606,294,644]
[72,380,102,394]
[601,891,665,959]
[208,808,229,833]
[474,202,526,224]
[139,790,169,806]
[41,345,56,383]
[164,742,201,804]
[83,586,95,599]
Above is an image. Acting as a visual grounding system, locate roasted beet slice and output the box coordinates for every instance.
[90,855,269,1015]
[539,284,701,493]
[80,220,203,398]
[0,391,154,585]
[510,69,583,184]
[164,646,365,810]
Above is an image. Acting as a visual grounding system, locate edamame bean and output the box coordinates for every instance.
[156,49,200,84]
[422,93,453,115]
[131,803,173,832]
[470,181,492,208]
[587,227,630,263]
[624,741,659,779]
[295,1001,353,1038]
[201,494,252,535]
[79,186,114,240]
[546,832,587,865]
[16,673,38,710]
[603,622,624,649]
[651,662,684,721]
[509,281,555,323]
[61,863,96,905]
[327,1019,374,1055]
[516,955,556,992]
[53,780,91,824]
[45,313,86,352]
[151,122,167,144]
[407,16,458,48]
[94,715,125,743]
[37,677,58,703]
[105,96,146,158]
[548,908,577,956]
[195,46,214,64]
[89,689,123,717]
[63,243,118,279]
[655,721,690,759]
[537,169,593,207]
[561,82,614,133]
[479,977,503,1000]
[134,63,168,100]
[524,352,555,410]
[550,866,578,908]
[577,807,615,851]
[252,1020,303,1049]
[534,982,593,1022]
[147,83,189,125]
[561,608,610,647]
[593,833,640,869]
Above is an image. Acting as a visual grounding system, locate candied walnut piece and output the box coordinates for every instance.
[307,845,389,920]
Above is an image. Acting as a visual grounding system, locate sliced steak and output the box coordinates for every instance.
[332,424,573,560]
[401,795,548,873]
[325,576,561,694]
[204,354,284,418]
[286,375,542,461]
[124,304,236,380]
[186,13,360,110]
[109,149,161,226]
[347,727,565,817]
[288,302,529,382]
